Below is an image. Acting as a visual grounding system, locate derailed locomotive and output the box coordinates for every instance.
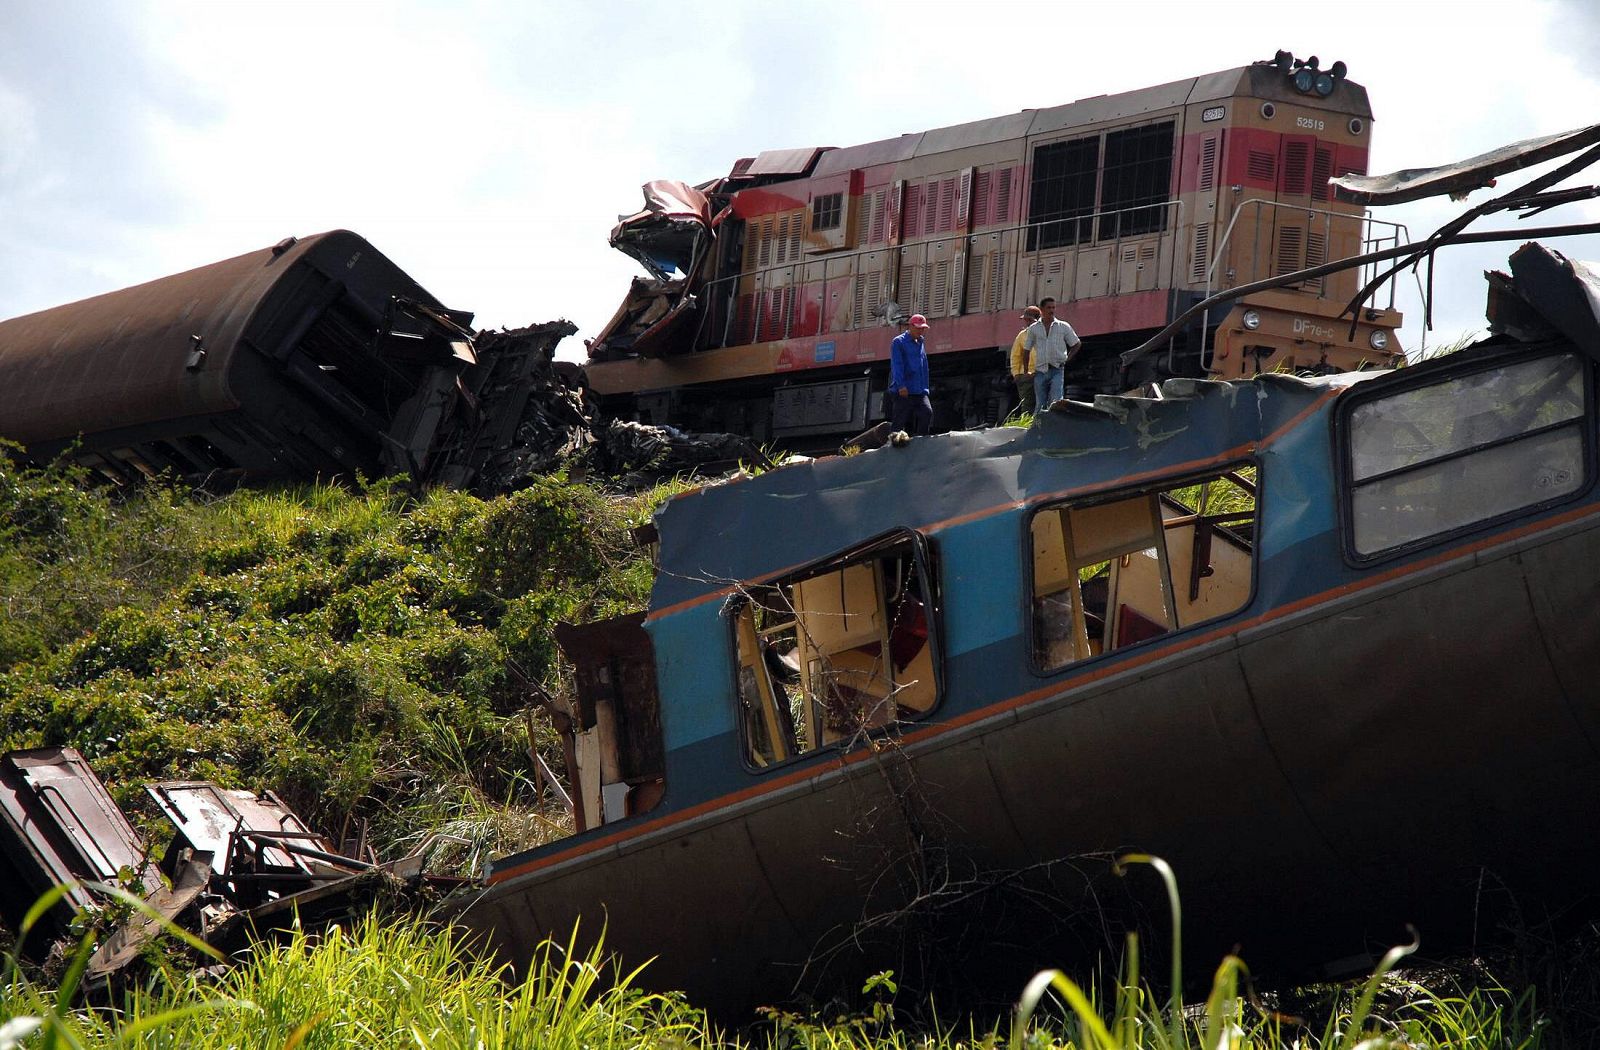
[586,52,1406,440]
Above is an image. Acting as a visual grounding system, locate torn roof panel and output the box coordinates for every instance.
[1502,243,1600,357]
[1334,124,1600,206]
[646,376,1343,613]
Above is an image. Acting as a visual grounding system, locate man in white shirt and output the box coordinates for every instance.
[1022,297,1081,411]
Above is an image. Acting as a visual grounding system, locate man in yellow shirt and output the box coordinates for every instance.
[1008,305,1042,415]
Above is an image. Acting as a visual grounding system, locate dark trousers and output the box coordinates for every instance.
[1012,373,1036,415]
[889,392,932,436]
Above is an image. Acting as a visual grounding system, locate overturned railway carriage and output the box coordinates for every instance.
[587,53,1405,441]
[460,244,1600,1013]
[0,231,481,484]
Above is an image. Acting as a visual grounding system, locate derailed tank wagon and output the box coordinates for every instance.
[586,52,1406,441]
[0,231,488,485]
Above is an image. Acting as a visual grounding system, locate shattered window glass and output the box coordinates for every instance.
[1347,352,1590,557]
[1030,470,1255,673]
[1350,355,1585,479]
[732,533,938,768]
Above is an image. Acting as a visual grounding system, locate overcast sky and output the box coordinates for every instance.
[2,0,1597,362]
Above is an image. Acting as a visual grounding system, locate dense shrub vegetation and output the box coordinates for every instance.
[0,458,662,859]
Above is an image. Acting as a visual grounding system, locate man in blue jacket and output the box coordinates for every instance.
[888,313,933,436]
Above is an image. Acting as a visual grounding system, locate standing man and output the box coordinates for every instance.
[1023,297,1081,410]
[1008,305,1043,416]
[888,313,933,436]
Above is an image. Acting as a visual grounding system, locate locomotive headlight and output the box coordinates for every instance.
[1314,72,1336,97]
[1242,309,1262,331]
[1293,68,1315,94]
[1369,329,1390,351]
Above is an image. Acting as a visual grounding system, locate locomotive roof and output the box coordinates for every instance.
[800,62,1370,178]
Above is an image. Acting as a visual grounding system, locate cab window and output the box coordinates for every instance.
[1344,352,1590,558]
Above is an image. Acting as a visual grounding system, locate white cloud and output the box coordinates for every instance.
[1,0,1597,362]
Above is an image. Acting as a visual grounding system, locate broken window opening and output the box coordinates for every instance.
[1030,468,1256,673]
[732,532,940,769]
[1343,351,1591,559]
[547,615,667,834]
[812,192,843,232]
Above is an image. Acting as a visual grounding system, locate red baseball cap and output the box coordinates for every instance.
[908,314,930,329]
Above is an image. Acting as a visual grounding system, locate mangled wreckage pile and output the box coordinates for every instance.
[0,237,766,493]
[0,747,468,989]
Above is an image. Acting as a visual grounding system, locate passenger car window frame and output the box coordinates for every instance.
[1023,461,1262,678]
[725,528,944,774]
[1335,345,1596,565]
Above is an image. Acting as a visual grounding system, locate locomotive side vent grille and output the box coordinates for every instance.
[1276,226,1304,277]
[851,271,865,327]
[787,216,801,260]
[744,224,761,270]
[1140,242,1156,260]
[1305,231,1327,292]
[1047,257,1065,275]
[957,170,972,229]
[864,271,883,321]
[965,254,988,313]
[904,185,922,239]
[997,168,1014,223]
[931,260,950,316]
[774,216,790,265]
[990,252,1008,312]
[938,177,956,232]
[1199,136,1218,193]
[1283,141,1310,196]
[973,170,992,226]
[1312,148,1334,202]
[855,194,875,246]
[757,219,772,268]
[1191,222,1211,282]
[1247,151,1275,182]
[870,189,888,244]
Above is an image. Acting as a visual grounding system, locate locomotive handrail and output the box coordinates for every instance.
[1120,220,1600,368]
[1195,197,1408,366]
[698,198,1187,348]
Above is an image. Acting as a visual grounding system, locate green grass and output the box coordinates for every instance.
[0,862,1561,1050]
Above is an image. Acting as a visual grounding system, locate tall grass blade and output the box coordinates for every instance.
[1116,853,1184,1049]
[1335,926,1420,1050]
[1013,968,1117,1050]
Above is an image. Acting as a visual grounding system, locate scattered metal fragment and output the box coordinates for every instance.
[0,748,463,990]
